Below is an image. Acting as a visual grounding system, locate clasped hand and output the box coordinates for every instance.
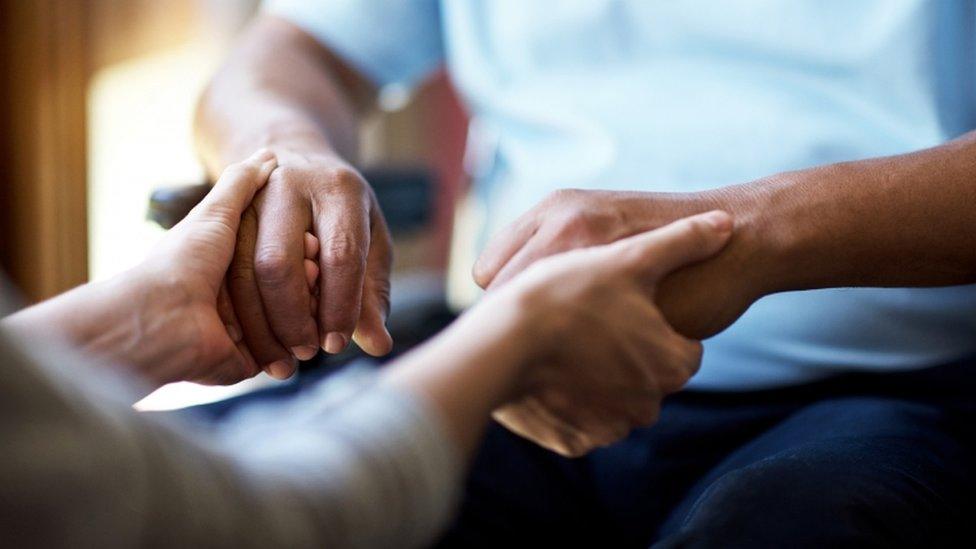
[104,156,735,457]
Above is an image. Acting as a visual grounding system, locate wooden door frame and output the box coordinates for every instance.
[0,0,89,302]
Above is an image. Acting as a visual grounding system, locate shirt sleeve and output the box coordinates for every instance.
[0,330,461,548]
[263,0,445,89]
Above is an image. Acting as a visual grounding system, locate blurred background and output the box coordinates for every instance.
[0,0,468,408]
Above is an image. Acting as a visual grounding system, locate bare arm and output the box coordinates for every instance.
[0,190,731,546]
[195,16,394,379]
[195,15,373,170]
[746,132,976,292]
[475,131,976,339]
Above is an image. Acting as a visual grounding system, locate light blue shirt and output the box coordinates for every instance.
[266,0,976,390]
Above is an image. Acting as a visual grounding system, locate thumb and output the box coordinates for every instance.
[187,149,277,231]
[616,210,734,281]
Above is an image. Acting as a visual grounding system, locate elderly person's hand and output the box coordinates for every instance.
[131,149,285,385]
[473,188,769,340]
[3,150,286,392]
[224,150,393,380]
[473,211,734,456]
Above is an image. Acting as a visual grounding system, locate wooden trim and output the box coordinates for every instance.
[0,0,89,302]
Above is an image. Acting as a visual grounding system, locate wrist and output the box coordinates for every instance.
[695,178,799,298]
[212,114,338,175]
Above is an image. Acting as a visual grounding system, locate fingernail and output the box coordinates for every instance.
[225,324,242,342]
[324,332,348,354]
[701,210,733,233]
[267,359,295,380]
[291,345,318,361]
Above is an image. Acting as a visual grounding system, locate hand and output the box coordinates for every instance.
[227,149,393,379]
[473,188,769,339]
[483,211,734,456]
[128,150,279,385]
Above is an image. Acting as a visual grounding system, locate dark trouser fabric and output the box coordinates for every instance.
[434,361,976,548]
[184,304,976,548]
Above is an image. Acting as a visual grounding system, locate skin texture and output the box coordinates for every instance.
[4,151,280,391]
[474,132,976,341]
[195,15,976,452]
[195,16,388,379]
[1,153,732,459]
[385,211,734,457]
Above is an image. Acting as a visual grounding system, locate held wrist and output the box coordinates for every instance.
[695,178,799,299]
[216,117,335,173]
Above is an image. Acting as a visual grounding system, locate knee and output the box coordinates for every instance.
[660,446,935,548]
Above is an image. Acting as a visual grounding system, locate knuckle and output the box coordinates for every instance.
[331,167,364,187]
[321,235,365,269]
[254,248,299,287]
[554,211,594,240]
[552,210,616,245]
[316,167,367,199]
[546,187,582,205]
[269,165,302,184]
[228,261,255,285]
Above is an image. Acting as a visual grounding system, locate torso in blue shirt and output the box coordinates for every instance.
[269,0,976,390]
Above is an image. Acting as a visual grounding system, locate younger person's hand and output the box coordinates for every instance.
[129,149,281,385]
[487,211,734,456]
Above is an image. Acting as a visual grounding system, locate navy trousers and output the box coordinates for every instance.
[190,353,976,548]
[434,360,976,548]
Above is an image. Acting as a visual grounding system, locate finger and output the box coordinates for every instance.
[671,338,704,382]
[352,206,393,356]
[304,232,320,259]
[305,258,319,290]
[188,148,277,231]
[312,192,370,354]
[228,206,295,376]
[195,342,261,385]
[192,309,259,385]
[253,186,320,360]
[494,397,591,457]
[617,210,733,280]
[472,213,539,288]
[486,232,564,290]
[217,282,242,344]
[521,396,594,457]
[536,388,624,449]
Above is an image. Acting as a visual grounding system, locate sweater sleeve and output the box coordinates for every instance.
[0,329,461,548]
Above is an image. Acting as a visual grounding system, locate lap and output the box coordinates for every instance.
[439,363,976,548]
[656,396,976,548]
[436,394,801,546]
[183,349,976,548]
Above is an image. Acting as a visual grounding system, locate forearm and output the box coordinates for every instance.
[0,327,460,548]
[0,294,534,547]
[195,15,368,175]
[728,131,976,295]
[381,292,532,459]
[1,273,194,391]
